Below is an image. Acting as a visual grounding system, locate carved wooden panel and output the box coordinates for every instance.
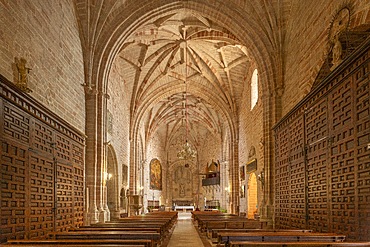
[274,39,370,241]
[306,98,329,233]
[32,121,53,154]
[353,53,370,241]
[28,154,54,239]
[56,162,73,232]
[0,76,85,243]
[3,103,30,144]
[0,141,28,243]
[328,77,357,240]
[288,115,305,229]
[73,163,84,227]
[56,133,71,162]
[274,121,291,228]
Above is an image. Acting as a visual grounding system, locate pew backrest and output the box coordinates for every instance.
[218,232,346,246]
[6,239,152,247]
[229,241,370,247]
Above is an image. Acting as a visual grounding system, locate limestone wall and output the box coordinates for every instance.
[0,0,85,131]
[238,64,264,215]
[283,0,370,116]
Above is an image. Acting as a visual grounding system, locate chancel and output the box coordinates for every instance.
[1,1,370,247]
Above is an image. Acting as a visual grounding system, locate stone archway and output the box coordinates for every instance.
[106,145,119,219]
[247,173,258,219]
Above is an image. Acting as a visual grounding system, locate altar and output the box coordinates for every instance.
[174,205,195,211]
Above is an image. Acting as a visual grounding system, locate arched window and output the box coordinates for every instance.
[251,69,258,109]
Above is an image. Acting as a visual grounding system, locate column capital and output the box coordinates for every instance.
[82,84,98,95]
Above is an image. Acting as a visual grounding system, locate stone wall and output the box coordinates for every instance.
[0,0,85,131]
[238,64,264,215]
[283,0,370,116]
[107,60,132,187]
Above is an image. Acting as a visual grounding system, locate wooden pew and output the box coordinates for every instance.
[228,241,370,247]
[192,212,264,233]
[81,223,168,237]
[108,218,174,232]
[5,239,152,247]
[145,211,178,220]
[77,212,176,243]
[69,227,161,234]
[50,231,161,247]
[200,219,263,234]
[120,211,178,224]
[192,211,237,222]
[4,212,178,247]
[217,232,346,247]
[68,227,165,243]
[208,229,312,241]
[3,245,145,247]
[191,211,236,226]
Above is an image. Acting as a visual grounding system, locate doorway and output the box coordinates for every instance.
[106,145,118,218]
[247,173,258,219]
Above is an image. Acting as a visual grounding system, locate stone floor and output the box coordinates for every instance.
[166,212,211,247]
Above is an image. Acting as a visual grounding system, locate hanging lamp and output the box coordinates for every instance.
[177,34,196,160]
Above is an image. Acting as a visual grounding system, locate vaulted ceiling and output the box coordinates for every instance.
[117,10,251,147]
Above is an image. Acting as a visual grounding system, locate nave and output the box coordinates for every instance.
[1,1,370,245]
[166,212,207,247]
[4,210,370,247]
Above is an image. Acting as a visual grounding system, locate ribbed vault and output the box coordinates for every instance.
[73,0,287,214]
[118,10,250,147]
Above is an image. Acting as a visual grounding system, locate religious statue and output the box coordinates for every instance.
[328,7,350,71]
[15,57,32,92]
[331,34,343,70]
[179,183,185,197]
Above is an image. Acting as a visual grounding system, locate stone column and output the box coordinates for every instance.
[97,90,111,222]
[84,86,99,225]
[128,138,136,216]
[230,139,240,214]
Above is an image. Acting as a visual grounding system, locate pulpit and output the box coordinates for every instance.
[128,195,143,215]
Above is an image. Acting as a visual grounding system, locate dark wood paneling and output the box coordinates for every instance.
[1,141,29,242]
[288,115,305,229]
[353,49,370,241]
[306,98,329,233]
[274,120,291,228]
[0,76,85,243]
[274,37,370,241]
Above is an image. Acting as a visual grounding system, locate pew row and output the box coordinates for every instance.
[3,211,178,247]
[70,227,161,234]
[4,239,151,247]
[191,211,265,235]
[80,223,169,238]
[208,229,313,242]
[49,231,160,247]
[217,232,346,247]
[199,219,264,235]
[3,245,145,247]
[228,241,370,247]
[191,211,237,223]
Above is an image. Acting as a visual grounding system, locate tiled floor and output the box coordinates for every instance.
[167,212,205,247]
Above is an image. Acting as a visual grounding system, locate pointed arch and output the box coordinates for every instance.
[106,145,120,218]
[247,172,258,219]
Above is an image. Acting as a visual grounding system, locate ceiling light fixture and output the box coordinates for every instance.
[177,30,196,160]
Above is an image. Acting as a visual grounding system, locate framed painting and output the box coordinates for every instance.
[240,165,245,181]
[150,158,162,190]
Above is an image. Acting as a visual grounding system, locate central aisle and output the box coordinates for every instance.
[167,212,205,247]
